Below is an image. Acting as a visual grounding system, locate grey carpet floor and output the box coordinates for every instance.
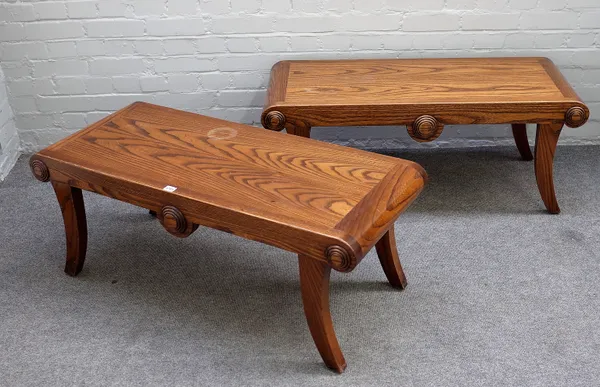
[1,146,599,387]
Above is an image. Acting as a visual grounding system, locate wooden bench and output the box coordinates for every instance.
[261,57,589,214]
[30,102,427,373]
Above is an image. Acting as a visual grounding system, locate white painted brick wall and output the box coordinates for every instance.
[0,66,20,180]
[0,0,598,160]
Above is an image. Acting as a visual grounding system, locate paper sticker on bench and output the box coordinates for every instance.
[163,185,177,192]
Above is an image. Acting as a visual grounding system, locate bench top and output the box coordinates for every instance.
[262,57,588,129]
[33,102,426,271]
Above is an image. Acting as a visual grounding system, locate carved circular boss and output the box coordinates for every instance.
[30,159,50,182]
[262,110,286,131]
[325,245,356,273]
[158,205,198,238]
[407,115,444,142]
[565,106,588,128]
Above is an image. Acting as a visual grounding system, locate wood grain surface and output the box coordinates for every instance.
[32,102,426,271]
[335,163,426,259]
[286,58,564,104]
[262,57,589,130]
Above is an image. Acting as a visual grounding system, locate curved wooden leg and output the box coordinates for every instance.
[534,123,564,214]
[286,124,312,138]
[375,226,407,289]
[298,254,346,373]
[512,123,533,161]
[52,181,88,276]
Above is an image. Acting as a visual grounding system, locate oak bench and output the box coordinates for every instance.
[30,102,427,373]
[261,57,590,214]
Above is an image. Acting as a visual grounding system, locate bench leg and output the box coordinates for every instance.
[375,226,407,289]
[298,254,346,373]
[511,124,533,161]
[52,181,88,276]
[534,122,564,214]
[287,125,312,138]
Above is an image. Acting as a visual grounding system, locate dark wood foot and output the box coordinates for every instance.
[512,123,533,161]
[534,122,564,214]
[375,225,407,289]
[52,181,88,276]
[298,254,346,373]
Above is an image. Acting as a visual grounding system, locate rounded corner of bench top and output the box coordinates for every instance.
[536,56,555,66]
[128,100,147,108]
[270,60,290,72]
[330,161,427,262]
[405,160,429,184]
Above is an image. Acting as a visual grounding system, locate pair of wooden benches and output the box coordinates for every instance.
[30,58,588,372]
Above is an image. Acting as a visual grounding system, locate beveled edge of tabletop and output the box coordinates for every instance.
[261,57,590,130]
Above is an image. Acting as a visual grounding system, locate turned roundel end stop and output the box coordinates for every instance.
[159,205,198,238]
[407,115,443,142]
[565,106,588,128]
[30,159,50,182]
[262,111,286,131]
[325,245,356,272]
